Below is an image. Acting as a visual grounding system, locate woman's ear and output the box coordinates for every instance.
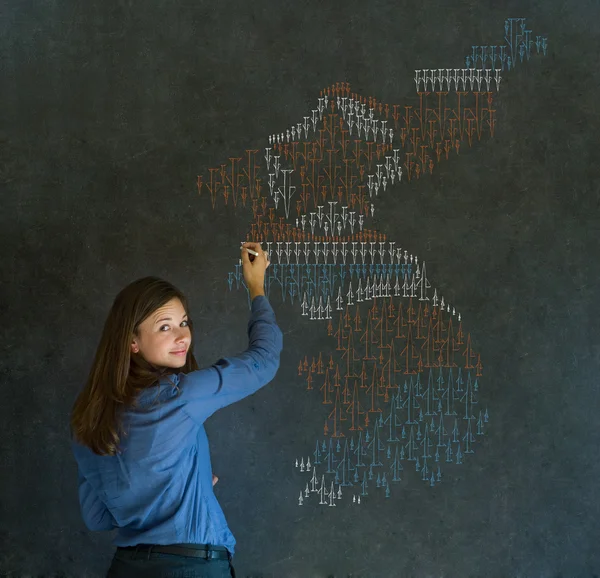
[131,339,139,354]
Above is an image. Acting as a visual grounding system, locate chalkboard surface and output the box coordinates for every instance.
[1,1,599,576]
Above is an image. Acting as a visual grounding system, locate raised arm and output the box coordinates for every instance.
[178,242,283,423]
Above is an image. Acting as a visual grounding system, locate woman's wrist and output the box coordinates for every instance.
[248,286,265,300]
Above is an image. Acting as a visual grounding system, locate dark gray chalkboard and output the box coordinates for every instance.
[1,0,599,576]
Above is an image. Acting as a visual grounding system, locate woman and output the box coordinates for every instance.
[70,242,282,578]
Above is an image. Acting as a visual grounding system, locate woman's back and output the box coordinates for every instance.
[73,379,239,552]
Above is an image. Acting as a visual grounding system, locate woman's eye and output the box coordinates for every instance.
[160,325,170,331]
[181,320,189,327]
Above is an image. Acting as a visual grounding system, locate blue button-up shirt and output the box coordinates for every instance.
[71,295,282,555]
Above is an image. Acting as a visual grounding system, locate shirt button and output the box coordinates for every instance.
[253,362,259,369]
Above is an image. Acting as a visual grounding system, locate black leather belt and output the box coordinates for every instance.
[118,543,230,560]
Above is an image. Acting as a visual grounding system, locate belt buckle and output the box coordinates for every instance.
[205,547,216,560]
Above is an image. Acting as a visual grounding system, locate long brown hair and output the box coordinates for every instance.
[70,277,199,456]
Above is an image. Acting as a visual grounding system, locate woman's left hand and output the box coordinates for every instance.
[212,475,218,486]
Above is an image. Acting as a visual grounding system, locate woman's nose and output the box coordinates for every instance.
[175,327,189,343]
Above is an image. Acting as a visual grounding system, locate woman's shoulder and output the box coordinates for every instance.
[134,376,183,408]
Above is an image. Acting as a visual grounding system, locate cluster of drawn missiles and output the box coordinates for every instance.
[467,44,511,69]
[297,206,366,238]
[462,19,548,70]
[414,67,503,93]
[365,153,403,195]
[267,95,329,146]
[267,92,395,147]
[334,96,395,143]
[258,240,418,266]
[502,18,548,60]
[295,461,345,507]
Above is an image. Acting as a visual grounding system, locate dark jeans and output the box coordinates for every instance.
[106,544,236,578]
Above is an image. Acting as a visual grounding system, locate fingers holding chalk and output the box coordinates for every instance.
[241,242,270,267]
[240,242,269,290]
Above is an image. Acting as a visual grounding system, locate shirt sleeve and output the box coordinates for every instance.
[77,469,116,532]
[178,295,283,424]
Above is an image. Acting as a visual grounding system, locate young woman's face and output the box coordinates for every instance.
[131,297,191,369]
